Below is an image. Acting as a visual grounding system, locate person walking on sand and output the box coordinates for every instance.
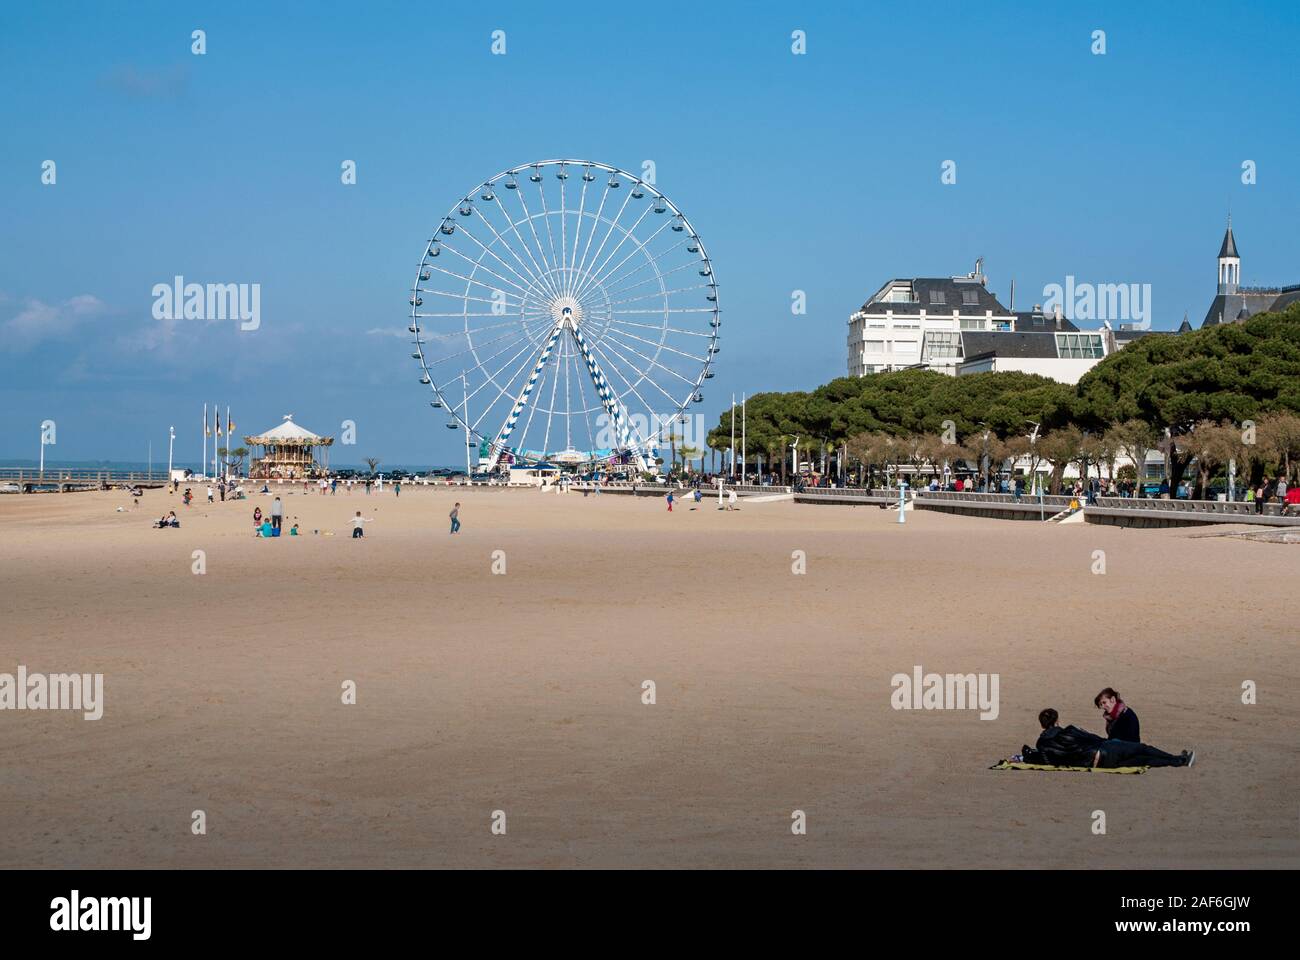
[727,489,737,511]
[449,502,461,534]
[206,484,214,504]
[394,480,401,498]
[351,511,373,538]
[271,496,284,532]
[666,490,674,512]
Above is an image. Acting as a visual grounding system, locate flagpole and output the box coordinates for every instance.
[741,392,746,483]
[202,402,207,480]
[225,404,231,482]
[168,425,175,479]
[730,394,736,479]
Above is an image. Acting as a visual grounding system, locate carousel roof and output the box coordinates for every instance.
[245,415,333,445]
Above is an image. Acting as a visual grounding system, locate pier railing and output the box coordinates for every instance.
[0,467,171,492]
[1086,495,1300,526]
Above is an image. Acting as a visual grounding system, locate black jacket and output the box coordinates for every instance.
[1104,706,1140,743]
[1036,724,1106,767]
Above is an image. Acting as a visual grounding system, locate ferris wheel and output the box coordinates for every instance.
[407,159,720,473]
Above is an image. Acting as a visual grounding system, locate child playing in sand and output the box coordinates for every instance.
[449,503,461,534]
[351,511,374,538]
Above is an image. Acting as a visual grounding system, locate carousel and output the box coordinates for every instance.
[244,415,334,480]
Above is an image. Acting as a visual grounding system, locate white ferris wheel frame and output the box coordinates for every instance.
[408,159,721,473]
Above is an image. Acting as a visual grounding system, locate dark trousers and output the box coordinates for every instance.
[1099,740,1184,768]
[352,526,363,538]
[272,515,282,530]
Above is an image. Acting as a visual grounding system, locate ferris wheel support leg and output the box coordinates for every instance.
[484,320,565,473]
[569,323,651,474]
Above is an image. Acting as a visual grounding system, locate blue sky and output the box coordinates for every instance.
[2,0,1298,464]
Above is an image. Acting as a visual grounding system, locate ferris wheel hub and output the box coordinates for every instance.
[550,296,584,328]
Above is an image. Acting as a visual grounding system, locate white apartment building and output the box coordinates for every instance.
[848,263,1113,384]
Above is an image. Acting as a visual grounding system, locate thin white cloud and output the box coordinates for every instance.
[1,294,110,352]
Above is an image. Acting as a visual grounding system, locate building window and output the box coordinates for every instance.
[923,331,962,360]
[929,290,946,305]
[959,318,985,330]
[1055,333,1104,359]
[864,340,884,353]
[961,289,979,306]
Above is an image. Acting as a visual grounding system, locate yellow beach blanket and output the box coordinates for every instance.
[990,760,1147,775]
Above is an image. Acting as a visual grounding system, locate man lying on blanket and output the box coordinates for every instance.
[1031,708,1194,769]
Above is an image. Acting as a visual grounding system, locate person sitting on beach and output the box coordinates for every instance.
[290,522,299,536]
[352,511,374,538]
[1035,708,1192,769]
[166,510,179,528]
[1094,687,1140,742]
[260,519,274,537]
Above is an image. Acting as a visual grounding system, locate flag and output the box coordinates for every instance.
[215,408,222,437]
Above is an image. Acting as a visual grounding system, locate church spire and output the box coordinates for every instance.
[1217,216,1240,294]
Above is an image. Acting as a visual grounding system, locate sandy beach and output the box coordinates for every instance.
[1,485,1297,868]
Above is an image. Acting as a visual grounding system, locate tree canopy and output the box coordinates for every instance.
[708,303,1300,455]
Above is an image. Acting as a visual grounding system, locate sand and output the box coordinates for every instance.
[1,484,1297,868]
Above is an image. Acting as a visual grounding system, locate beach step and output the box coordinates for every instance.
[1048,504,1084,522]
[741,493,795,503]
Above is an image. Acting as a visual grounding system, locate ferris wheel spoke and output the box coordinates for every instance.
[574,214,671,301]
[536,177,563,293]
[569,323,646,467]
[465,335,550,429]
[439,331,534,383]
[417,310,533,318]
[574,205,658,300]
[601,332,702,387]
[418,288,529,309]
[483,320,566,469]
[572,181,614,296]
[452,223,548,300]
[573,188,635,303]
[513,185,563,299]
[540,339,565,454]
[585,340,665,454]
[596,252,696,301]
[612,307,717,315]
[569,347,598,452]
[603,316,713,338]
[604,284,715,308]
[489,193,558,300]
[564,172,592,299]
[420,259,533,302]
[603,325,707,366]
[467,206,553,296]
[434,245,538,304]
[558,177,568,294]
